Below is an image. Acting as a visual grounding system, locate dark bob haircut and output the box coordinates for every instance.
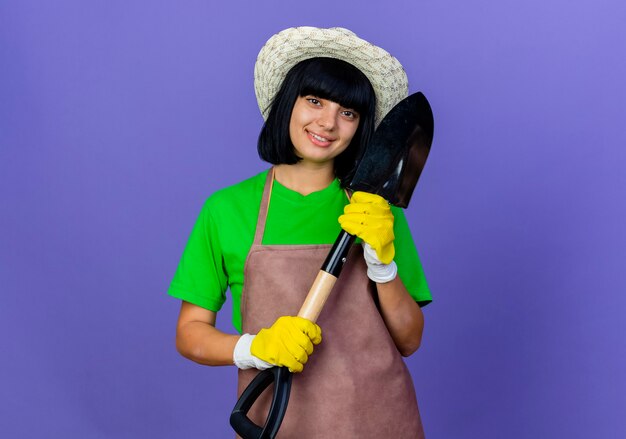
[257,57,376,186]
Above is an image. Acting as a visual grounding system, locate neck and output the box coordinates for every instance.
[273,162,336,196]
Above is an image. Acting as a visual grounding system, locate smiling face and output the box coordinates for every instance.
[288,95,360,166]
[257,58,376,183]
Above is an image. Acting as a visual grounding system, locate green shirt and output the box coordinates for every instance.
[168,170,431,333]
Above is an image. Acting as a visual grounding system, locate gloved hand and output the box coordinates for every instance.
[338,191,395,264]
[241,316,322,373]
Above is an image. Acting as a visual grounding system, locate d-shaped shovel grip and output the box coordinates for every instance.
[230,231,355,439]
[230,367,293,439]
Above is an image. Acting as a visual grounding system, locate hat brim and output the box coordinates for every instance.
[254,27,408,126]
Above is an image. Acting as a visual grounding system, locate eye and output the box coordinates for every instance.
[341,109,359,120]
[306,97,321,106]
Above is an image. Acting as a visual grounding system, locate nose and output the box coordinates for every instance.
[316,105,339,130]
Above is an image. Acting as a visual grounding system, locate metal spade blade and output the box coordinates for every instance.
[349,92,434,207]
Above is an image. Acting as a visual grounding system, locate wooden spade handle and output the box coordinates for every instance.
[296,230,355,323]
[297,271,338,322]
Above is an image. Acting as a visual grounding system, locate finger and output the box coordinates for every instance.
[308,324,322,345]
[286,323,315,355]
[292,318,322,345]
[343,202,391,217]
[338,214,366,226]
[338,216,367,235]
[286,358,303,373]
[340,211,393,232]
[351,191,388,205]
[279,328,309,366]
[339,222,385,247]
[285,341,310,365]
[343,203,370,215]
[288,364,303,373]
[310,329,322,345]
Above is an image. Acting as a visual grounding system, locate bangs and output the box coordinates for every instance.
[297,58,375,115]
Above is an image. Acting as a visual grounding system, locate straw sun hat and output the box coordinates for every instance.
[254,26,409,126]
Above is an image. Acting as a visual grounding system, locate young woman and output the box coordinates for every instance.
[169,27,432,438]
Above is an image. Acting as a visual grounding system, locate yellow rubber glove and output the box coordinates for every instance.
[250,316,322,373]
[338,191,395,264]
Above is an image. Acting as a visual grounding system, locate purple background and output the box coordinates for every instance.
[2,1,625,437]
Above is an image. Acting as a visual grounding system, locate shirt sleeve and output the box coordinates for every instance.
[168,198,229,311]
[391,206,432,307]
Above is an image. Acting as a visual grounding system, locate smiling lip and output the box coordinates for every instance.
[307,130,335,147]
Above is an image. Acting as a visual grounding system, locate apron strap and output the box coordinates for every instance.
[252,168,275,246]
